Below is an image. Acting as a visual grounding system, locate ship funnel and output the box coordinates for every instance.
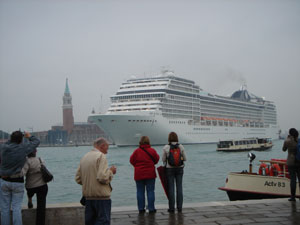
[161,66,175,76]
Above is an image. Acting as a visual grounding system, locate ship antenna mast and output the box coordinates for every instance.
[241,84,247,91]
[99,94,103,113]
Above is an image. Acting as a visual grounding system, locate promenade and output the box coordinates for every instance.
[19,198,300,225]
[110,199,299,225]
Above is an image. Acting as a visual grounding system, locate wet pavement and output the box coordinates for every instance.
[110,199,300,225]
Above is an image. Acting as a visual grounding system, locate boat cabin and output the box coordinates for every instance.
[217,138,272,151]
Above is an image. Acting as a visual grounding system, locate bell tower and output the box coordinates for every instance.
[62,78,74,134]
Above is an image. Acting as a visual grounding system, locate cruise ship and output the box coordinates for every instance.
[88,70,279,146]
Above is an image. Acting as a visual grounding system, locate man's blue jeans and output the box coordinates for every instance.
[85,199,111,225]
[135,179,155,211]
[0,179,3,217]
[166,167,183,211]
[1,179,25,225]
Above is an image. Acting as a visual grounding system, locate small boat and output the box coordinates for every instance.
[218,153,298,200]
[216,138,273,152]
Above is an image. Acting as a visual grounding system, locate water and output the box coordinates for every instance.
[26,140,286,207]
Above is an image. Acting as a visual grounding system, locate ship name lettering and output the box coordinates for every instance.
[264,181,285,188]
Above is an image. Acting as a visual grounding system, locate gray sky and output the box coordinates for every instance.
[0,0,299,133]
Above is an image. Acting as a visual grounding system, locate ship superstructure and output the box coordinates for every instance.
[88,70,278,146]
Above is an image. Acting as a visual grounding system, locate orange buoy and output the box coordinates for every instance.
[258,163,269,176]
[270,164,281,176]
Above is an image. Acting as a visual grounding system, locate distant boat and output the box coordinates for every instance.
[216,138,273,152]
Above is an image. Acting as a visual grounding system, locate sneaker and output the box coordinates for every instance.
[288,198,296,201]
[168,209,175,213]
[139,209,146,214]
[149,209,156,214]
[177,208,182,213]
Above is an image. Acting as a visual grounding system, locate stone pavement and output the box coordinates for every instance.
[110,199,300,225]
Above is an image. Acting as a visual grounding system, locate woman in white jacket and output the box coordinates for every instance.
[162,132,187,213]
[23,149,48,225]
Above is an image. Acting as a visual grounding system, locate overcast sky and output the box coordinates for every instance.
[0,0,299,134]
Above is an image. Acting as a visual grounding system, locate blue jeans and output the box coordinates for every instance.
[0,179,3,209]
[85,199,111,225]
[166,167,183,211]
[1,180,25,225]
[135,179,156,211]
[288,165,300,198]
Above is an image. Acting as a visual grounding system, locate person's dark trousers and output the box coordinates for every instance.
[85,199,111,225]
[288,165,300,198]
[26,184,48,225]
[166,167,183,211]
[135,179,156,211]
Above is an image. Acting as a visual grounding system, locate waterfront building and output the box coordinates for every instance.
[46,79,108,146]
[0,130,9,144]
[25,79,108,146]
[47,122,107,146]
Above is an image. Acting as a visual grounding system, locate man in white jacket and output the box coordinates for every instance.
[75,138,116,225]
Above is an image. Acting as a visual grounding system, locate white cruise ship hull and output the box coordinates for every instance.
[88,112,279,146]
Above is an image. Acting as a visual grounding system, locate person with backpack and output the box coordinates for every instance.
[162,132,187,213]
[130,136,160,214]
[282,128,300,201]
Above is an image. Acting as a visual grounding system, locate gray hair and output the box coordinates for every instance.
[93,137,108,147]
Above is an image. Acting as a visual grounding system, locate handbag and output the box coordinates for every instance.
[39,157,54,183]
[80,196,86,206]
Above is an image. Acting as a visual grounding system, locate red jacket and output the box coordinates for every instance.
[130,144,160,181]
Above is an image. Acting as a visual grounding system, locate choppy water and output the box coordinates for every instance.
[25,140,286,207]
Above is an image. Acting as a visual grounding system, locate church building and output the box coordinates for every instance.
[62,78,74,134]
[47,78,108,146]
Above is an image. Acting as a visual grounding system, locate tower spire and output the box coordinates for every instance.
[65,78,70,95]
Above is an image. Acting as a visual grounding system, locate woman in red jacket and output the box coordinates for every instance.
[130,136,160,213]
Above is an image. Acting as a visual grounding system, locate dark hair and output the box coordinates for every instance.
[10,131,23,144]
[28,149,37,158]
[168,132,178,143]
[139,136,150,145]
[289,128,299,142]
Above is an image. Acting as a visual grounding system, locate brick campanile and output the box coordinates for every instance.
[62,78,74,134]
